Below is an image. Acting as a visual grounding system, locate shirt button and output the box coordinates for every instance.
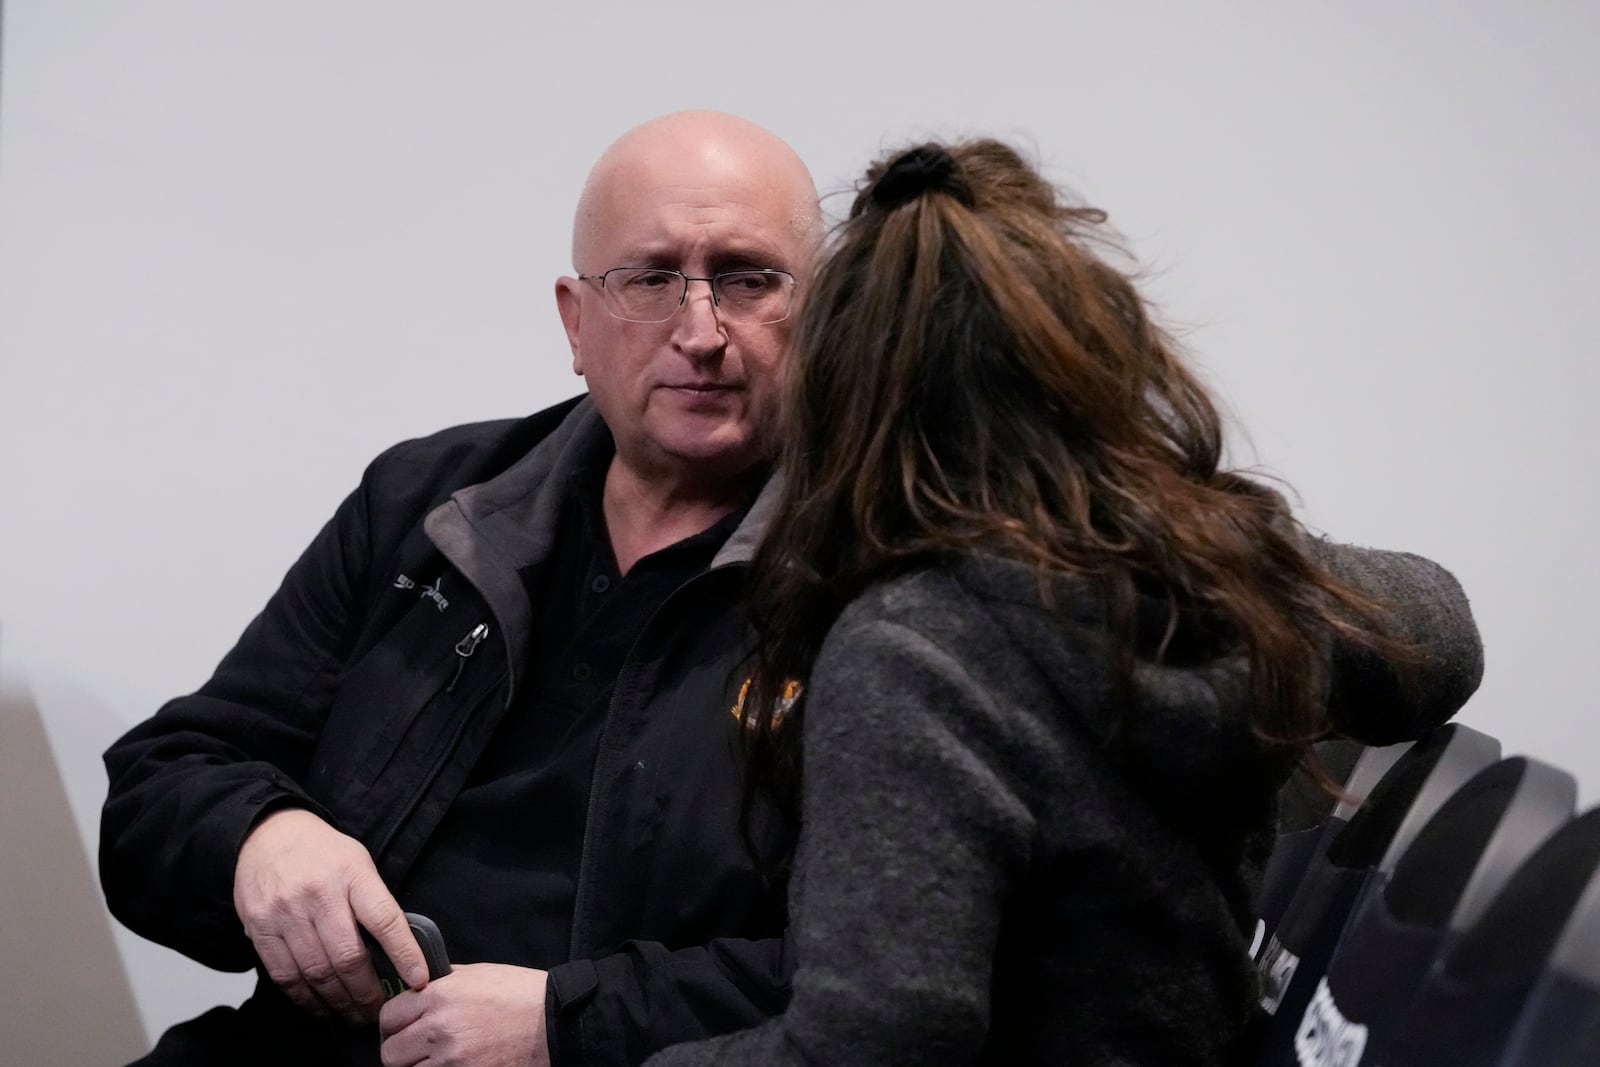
[572,662,593,682]
[590,575,611,594]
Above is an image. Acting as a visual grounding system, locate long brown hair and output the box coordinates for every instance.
[740,139,1397,841]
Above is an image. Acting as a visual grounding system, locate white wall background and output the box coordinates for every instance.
[2,1,1596,1057]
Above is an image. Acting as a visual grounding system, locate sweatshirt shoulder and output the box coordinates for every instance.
[822,560,1055,691]
[826,564,991,654]
[831,556,1083,645]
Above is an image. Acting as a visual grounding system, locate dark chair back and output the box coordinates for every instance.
[1299,757,1574,1066]
[1495,818,1600,1066]
[1255,740,1413,959]
[1252,722,1500,1064]
[1382,807,1600,1067]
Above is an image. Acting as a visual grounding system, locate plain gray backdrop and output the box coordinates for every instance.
[2,1,1596,1057]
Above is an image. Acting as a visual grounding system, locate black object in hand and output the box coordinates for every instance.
[362,912,452,999]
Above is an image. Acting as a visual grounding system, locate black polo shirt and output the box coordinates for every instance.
[398,441,746,968]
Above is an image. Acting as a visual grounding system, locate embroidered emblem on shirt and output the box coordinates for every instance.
[729,677,802,729]
[393,574,416,590]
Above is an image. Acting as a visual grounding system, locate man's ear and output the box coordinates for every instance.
[555,277,584,376]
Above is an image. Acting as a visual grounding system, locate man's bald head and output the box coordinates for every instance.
[555,112,819,499]
[572,111,819,270]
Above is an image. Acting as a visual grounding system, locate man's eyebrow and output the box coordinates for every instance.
[707,249,787,272]
[613,243,790,271]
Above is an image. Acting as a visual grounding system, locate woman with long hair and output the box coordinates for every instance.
[649,140,1482,1065]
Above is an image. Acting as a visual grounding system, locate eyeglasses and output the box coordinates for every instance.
[577,267,797,324]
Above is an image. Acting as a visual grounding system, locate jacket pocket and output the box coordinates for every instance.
[305,599,500,837]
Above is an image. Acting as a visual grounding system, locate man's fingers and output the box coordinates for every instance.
[378,990,432,1067]
[309,906,386,1020]
[253,934,327,1017]
[353,881,430,990]
[379,1027,425,1067]
[232,809,404,1022]
[378,987,428,1039]
[251,910,377,1023]
[264,903,361,1021]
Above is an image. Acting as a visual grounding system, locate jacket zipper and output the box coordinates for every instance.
[447,622,490,694]
[372,619,495,863]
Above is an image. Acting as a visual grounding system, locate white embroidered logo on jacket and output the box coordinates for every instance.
[393,573,449,612]
[420,576,450,613]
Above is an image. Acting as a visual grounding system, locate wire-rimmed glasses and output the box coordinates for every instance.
[577,267,797,324]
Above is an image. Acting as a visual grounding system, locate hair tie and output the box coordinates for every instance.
[869,144,975,211]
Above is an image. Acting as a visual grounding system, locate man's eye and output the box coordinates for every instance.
[723,273,772,294]
[624,270,677,290]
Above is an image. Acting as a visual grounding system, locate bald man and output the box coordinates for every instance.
[101,111,821,1067]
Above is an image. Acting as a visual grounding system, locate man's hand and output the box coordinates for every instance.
[233,808,429,1023]
[378,963,551,1067]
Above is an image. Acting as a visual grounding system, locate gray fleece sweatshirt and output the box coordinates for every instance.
[647,544,1482,1066]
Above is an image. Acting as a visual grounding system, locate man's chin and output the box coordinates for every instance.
[653,431,767,479]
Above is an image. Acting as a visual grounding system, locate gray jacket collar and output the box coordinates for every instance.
[713,471,780,570]
[423,397,773,703]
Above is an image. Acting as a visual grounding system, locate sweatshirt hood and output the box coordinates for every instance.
[941,555,1281,822]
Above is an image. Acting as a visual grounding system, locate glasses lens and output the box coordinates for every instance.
[604,268,684,323]
[713,271,794,324]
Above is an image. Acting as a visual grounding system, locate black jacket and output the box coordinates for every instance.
[101,397,792,1065]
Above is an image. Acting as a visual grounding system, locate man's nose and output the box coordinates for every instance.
[671,278,727,357]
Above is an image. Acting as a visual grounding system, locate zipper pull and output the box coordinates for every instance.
[447,622,490,694]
